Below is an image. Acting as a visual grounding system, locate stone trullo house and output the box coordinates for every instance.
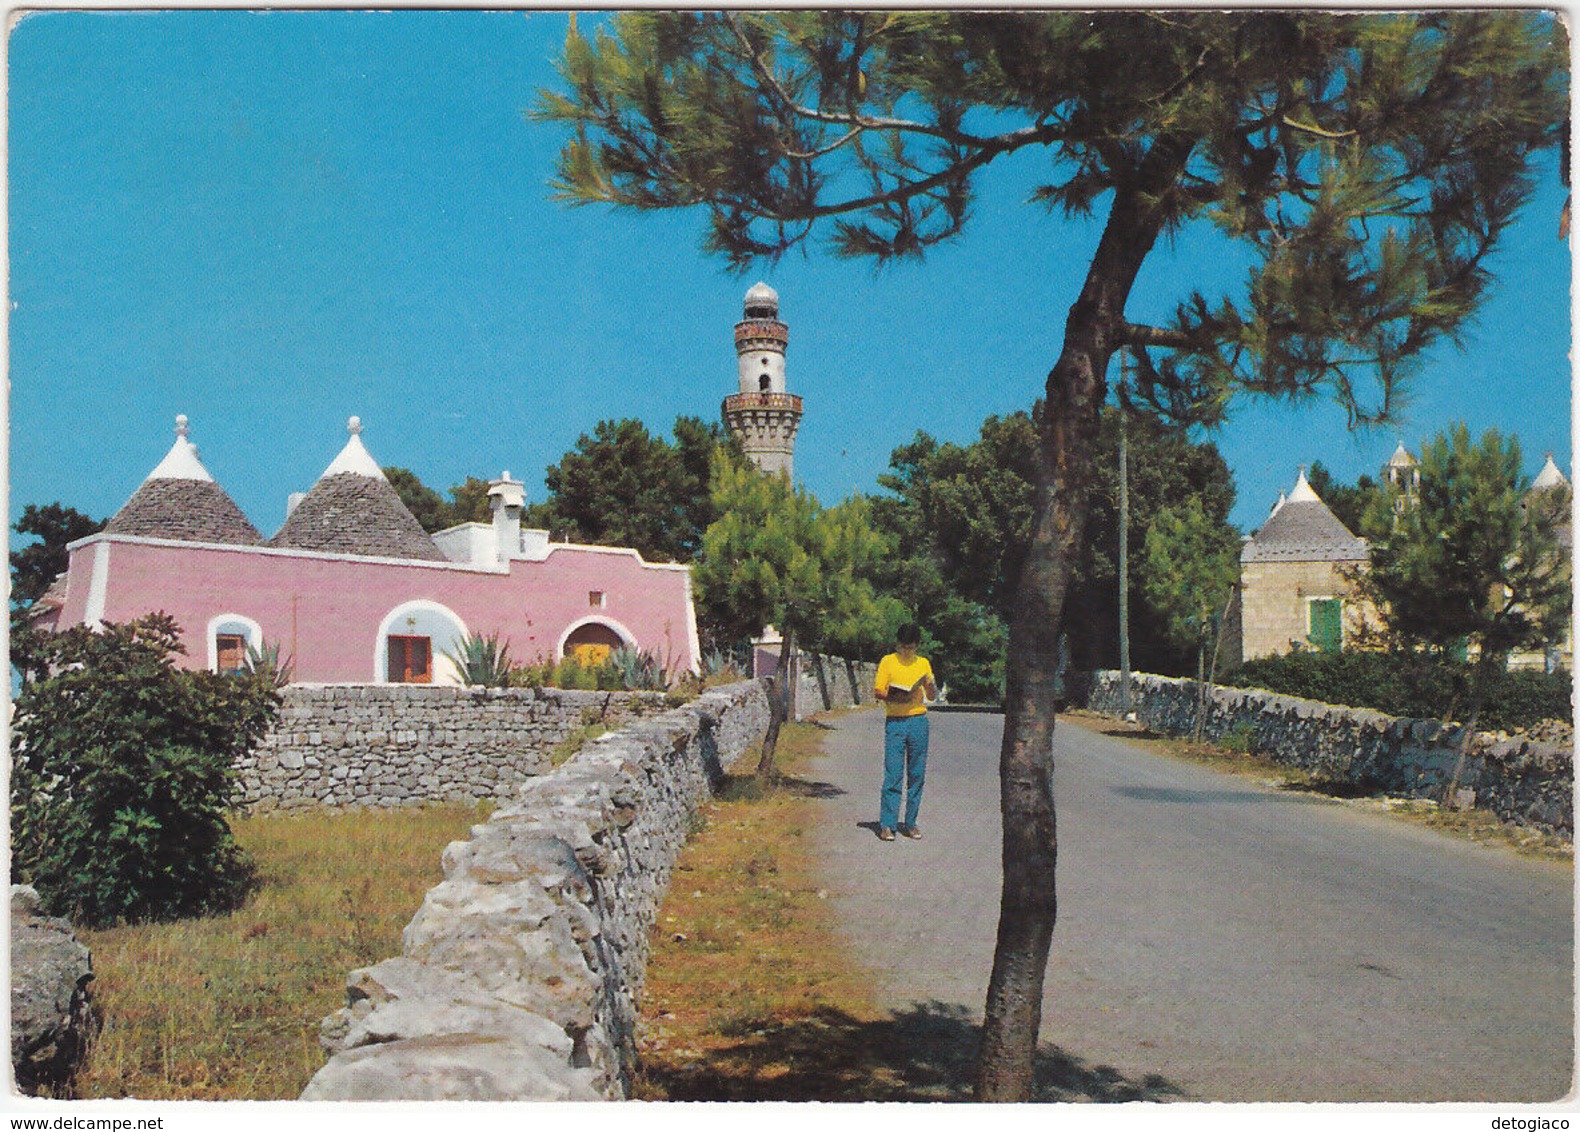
[1231,467,1374,666]
[31,415,700,684]
[1230,445,1572,671]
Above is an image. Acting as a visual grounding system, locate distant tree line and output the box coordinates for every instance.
[381,406,1241,703]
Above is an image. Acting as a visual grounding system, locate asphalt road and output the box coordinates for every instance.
[805,707,1574,1102]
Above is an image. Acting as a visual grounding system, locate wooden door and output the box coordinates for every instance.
[388,635,432,683]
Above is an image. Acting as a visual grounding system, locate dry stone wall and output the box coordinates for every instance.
[238,685,668,810]
[797,654,878,716]
[1079,670,1572,836]
[300,679,772,1101]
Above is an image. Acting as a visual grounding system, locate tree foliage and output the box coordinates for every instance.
[384,468,497,534]
[1141,499,1242,661]
[539,10,1566,1099]
[525,416,738,563]
[1358,424,1570,663]
[10,502,107,684]
[696,453,894,654]
[11,503,103,609]
[874,413,1040,619]
[448,476,495,526]
[872,405,1239,686]
[542,11,1562,427]
[695,453,898,776]
[1354,424,1570,801]
[1141,497,1242,739]
[11,614,280,927]
[383,466,456,534]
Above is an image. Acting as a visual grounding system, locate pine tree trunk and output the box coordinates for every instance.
[977,134,1194,1102]
[1200,586,1236,744]
[1441,654,1497,809]
[756,628,796,782]
[845,657,862,705]
[812,650,832,712]
[1193,638,1207,744]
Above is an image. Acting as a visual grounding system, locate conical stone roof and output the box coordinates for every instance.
[1242,470,1368,563]
[1531,453,1568,492]
[104,416,264,545]
[269,418,445,561]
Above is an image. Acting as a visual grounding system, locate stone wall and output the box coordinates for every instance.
[796,654,878,716]
[238,685,668,810]
[1078,670,1572,836]
[300,678,772,1101]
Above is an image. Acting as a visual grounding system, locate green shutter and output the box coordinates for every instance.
[1308,599,1343,653]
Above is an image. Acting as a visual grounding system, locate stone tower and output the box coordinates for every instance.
[723,282,802,477]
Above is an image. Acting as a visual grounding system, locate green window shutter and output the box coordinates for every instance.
[1309,599,1343,653]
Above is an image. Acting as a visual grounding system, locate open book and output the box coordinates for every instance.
[886,681,916,698]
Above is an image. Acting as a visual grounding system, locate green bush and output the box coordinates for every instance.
[1224,650,1569,733]
[11,614,280,927]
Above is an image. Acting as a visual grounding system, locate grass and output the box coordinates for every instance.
[1059,709,1574,863]
[633,716,910,1101]
[73,803,488,1100]
[549,721,610,766]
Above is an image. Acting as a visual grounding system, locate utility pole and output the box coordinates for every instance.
[1118,358,1132,716]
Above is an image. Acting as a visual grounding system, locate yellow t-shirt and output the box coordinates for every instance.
[875,653,934,718]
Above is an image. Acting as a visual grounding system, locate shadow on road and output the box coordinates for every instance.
[637,1001,1188,1102]
[1112,784,1277,805]
[716,773,848,802]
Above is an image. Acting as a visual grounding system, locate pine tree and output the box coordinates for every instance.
[695,454,894,779]
[537,12,1566,1098]
[1356,425,1571,802]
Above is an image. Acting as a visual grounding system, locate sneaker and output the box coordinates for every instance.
[878,827,896,842]
[901,825,923,840]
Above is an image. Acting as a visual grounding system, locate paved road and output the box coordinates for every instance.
[805,708,1574,1102]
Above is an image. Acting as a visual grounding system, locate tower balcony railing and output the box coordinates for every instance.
[734,319,789,345]
[723,392,803,413]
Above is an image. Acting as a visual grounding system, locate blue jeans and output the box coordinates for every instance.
[881,713,930,831]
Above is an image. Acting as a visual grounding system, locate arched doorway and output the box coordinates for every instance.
[375,600,469,685]
[560,619,631,667]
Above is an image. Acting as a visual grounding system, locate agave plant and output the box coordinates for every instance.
[244,641,296,689]
[608,646,667,691]
[700,646,745,682]
[442,631,513,688]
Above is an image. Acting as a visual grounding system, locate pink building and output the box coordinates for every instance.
[32,416,700,684]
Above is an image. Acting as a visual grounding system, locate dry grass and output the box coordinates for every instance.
[1060,710,1573,863]
[74,803,488,1100]
[632,717,910,1101]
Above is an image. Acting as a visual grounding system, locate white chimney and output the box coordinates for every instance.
[488,471,526,565]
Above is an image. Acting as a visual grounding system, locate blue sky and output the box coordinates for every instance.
[9,9,1572,541]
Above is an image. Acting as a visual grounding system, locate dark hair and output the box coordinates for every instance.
[896,623,921,647]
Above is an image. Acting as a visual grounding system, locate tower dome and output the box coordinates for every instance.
[743,281,779,318]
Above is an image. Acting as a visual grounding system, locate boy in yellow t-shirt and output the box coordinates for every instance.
[873,623,937,841]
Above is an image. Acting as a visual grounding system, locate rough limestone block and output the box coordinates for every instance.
[299,1033,606,1101]
[10,886,95,1095]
